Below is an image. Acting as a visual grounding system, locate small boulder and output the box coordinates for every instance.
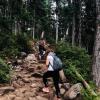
[25,54,37,62]
[28,67,35,72]
[0,86,15,95]
[17,59,23,65]
[12,81,21,88]
[30,83,38,88]
[8,94,16,100]
[36,96,48,100]
[60,88,66,95]
[22,78,30,83]
[20,52,27,58]
[31,72,43,78]
[14,97,23,100]
[28,97,37,100]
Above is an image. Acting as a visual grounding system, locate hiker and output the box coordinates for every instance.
[39,38,46,60]
[42,45,61,100]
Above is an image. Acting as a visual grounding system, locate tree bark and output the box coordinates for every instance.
[92,0,100,87]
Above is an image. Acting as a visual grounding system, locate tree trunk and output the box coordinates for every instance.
[32,27,35,39]
[92,0,100,87]
[72,13,76,46]
[32,5,35,40]
[55,0,59,44]
[78,1,82,47]
[41,31,45,39]
[18,21,21,34]
[56,17,59,44]
[14,20,17,35]
[66,27,69,36]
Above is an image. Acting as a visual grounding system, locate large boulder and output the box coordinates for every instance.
[64,83,83,100]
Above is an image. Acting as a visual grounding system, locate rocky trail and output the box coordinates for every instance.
[0,54,82,100]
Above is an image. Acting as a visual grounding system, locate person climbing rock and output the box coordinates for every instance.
[39,38,46,60]
[42,45,61,100]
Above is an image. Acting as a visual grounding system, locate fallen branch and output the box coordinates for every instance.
[74,70,97,96]
[69,65,99,100]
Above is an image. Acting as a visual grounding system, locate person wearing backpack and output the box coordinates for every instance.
[42,45,62,100]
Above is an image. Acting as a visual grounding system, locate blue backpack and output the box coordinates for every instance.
[51,55,63,71]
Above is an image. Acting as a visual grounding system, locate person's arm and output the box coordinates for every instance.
[44,56,49,71]
[46,57,49,67]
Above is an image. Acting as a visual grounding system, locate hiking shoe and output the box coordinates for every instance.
[54,95,61,100]
[57,93,61,98]
[57,93,61,100]
[57,97,61,100]
[42,87,50,93]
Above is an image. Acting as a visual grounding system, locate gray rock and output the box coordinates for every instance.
[31,72,43,78]
[24,91,36,97]
[12,81,21,88]
[28,97,37,100]
[0,86,15,95]
[64,83,83,99]
[17,59,23,65]
[22,78,31,83]
[30,83,38,88]
[14,90,24,97]
[0,95,11,100]
[61,83,71,90]
[36,96,48,100]
[18,88,27,93]
[60,88,66,95]
[14,97,24,100]
[28,67,35,72]
[8,94,16,100]
[21,52,27,58]
[17,80,25,86]
[25,54,37,62]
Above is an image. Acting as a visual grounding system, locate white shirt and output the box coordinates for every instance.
[47,54,54,71]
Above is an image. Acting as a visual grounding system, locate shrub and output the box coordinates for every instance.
[0,32,19,58]
[0,32,33,58]
[0,58,11,83]
[56,42,91,83]
[16,33,32,53]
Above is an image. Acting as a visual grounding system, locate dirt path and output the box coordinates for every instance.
[0,53,83,100]
[0,59,61,100]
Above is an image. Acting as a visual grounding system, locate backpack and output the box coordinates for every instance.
[51,55,63,71]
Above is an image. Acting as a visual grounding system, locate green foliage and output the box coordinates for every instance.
[0,58,11,83]
[82,88,93,100]
[82,88,99,100]
[46,35,55,44]
[56,42,91,83]
[0,32,19,58]
[0,32,33,58]
[16,33,32,53]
